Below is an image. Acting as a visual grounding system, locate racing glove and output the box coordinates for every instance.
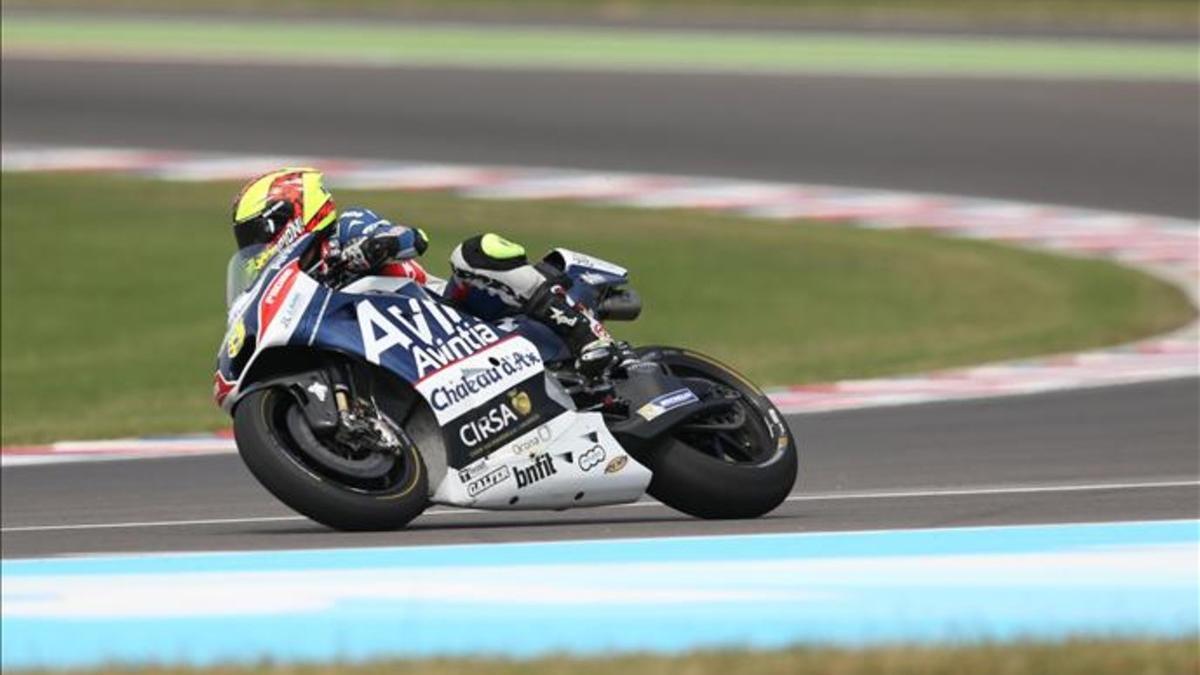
[317,207,428,280]
[336,226,428,273]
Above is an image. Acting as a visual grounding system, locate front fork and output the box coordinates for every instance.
[288,359,412,457]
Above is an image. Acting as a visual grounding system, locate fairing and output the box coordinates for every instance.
[214,235,653,510]
[544,248,630,312]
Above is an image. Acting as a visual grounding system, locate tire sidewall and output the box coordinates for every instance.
[633,346,799,519]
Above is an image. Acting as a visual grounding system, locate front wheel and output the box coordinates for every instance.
[633,347,798,519]
[233,388,428,531]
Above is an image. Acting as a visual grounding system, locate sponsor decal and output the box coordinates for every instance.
[548,306,579,327]
[415,338,544,423]
[457,389,533,449]
[510,425,554,455]
[306,381,329,403]
[459,403,517,448]
[258,261,301,333]
[466,465,510,497]
[509,390,533,416]
[275,219,307,255]
[275,290,307,334]
[578,272,610,285]
[431,354,539,416]
[578,445,606,472]
[457,457,490,482]
[605,455,628,474]
[357,298,502,376]
[514,453,557,489]
[246,231,305,277]
[225,319,246,358]
[636,388,700,422]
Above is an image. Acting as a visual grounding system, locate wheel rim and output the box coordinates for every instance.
[263,389,418,496]
[657,363,777,465]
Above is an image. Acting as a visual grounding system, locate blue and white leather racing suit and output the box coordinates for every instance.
[316,211,615,370]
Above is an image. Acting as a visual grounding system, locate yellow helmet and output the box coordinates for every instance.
[231,168,337,250]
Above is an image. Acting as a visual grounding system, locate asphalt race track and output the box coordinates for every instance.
[1,54,1197,559]
[3,379,1197,558]
[2,58,1198,218]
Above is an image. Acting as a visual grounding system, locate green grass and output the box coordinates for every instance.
[2,15,1197,79]
[7,638,1199,675]
[0,172,1193,444]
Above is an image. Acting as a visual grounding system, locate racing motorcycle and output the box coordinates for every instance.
[215,234,797,530]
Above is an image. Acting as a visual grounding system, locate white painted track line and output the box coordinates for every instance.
[4,478,1195,533]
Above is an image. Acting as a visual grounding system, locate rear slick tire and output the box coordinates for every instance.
[233,388,428,531]
[634,347,798,519]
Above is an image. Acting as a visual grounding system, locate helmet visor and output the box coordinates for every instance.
[225,244,267,308]
[234,200,295,249]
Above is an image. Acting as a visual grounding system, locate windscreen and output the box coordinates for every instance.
[225,245,267,308]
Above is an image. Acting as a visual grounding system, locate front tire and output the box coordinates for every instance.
[233,388,428,531]
[634,348,798,519]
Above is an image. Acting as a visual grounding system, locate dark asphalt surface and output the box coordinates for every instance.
[2,58,1198,218]
[8,8,1198,40]
[4,379,1197,558]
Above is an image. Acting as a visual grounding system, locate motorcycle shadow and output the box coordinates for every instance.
[410,513,695,532]
[235,512,701,537]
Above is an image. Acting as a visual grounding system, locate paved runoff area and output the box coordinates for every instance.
[3,520,1196,669]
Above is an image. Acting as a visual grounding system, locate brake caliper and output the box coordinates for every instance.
[331,386,404,456]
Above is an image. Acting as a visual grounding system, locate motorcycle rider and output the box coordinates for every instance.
[230,167,620,376]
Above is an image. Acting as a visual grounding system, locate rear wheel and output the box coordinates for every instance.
[633,347,798,519]
[233,387,428,531]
